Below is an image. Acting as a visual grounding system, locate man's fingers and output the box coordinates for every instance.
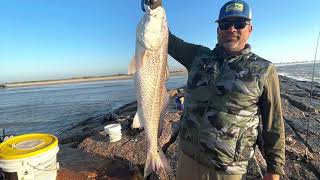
[150,0,162,10]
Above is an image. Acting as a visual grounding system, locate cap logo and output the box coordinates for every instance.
[226,3,244,12]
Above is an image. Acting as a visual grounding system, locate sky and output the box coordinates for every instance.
[0,0,319,83]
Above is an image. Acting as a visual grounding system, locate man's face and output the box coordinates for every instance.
[217,18,252,53]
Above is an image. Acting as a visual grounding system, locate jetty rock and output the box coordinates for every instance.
[58,75,320,180]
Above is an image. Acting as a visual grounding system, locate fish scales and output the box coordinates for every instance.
[129,4,171,178]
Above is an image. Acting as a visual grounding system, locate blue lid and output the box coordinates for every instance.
[216,0,252,22]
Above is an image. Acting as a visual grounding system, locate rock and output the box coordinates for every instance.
[102,112,119,123]
[57,168,90,180]
[57,146,110,179]
[58,76,320,180]
[281,93,318,113]
[77,111,182,179]
[159,112,181,150]
[168,87,185,97]
[168,89,178,97]
[247,148,265,179]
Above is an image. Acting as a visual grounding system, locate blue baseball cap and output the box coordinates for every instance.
[216,0,252,22]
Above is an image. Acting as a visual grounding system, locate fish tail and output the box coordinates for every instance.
[143,146,171,178]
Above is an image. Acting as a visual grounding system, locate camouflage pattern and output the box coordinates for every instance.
[178,44,275,174]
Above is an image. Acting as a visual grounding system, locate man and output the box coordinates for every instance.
[168,0,285,180]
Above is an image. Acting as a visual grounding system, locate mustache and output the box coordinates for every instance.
[222,33,239,37]
[221,35,239,42]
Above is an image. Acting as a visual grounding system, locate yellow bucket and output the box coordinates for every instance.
[0,133,59,180]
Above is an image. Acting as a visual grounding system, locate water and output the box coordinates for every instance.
[0,63,319,136]
[0,75,187,135]
[276,62,320,83]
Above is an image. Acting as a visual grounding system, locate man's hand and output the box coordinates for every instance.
[263,173,280,180]
[150,0,162,10]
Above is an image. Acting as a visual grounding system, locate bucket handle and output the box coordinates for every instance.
[0,169,5,180]
[27,162,60,172]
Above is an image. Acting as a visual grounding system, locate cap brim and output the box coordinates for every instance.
[215,15,251,23]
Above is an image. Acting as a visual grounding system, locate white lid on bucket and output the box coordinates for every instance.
[104,124,121,134]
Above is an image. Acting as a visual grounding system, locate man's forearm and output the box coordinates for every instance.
[168,31,201,69]
[259,66,286,175]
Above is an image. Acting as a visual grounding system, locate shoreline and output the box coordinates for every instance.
[275,61,319,67]
[2,70,319,89]
[2,62,318,89]
[2,71,187,88]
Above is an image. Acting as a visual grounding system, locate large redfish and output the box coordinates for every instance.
[128,0,170,178]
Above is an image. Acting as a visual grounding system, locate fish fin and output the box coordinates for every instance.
[144,146,171,178]
[131,111,144,129]
[164,63,169,81]
[157,115,164,138]
[128,56,137,75]
[158,91,170,137]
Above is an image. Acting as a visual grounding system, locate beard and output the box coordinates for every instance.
[220,41,241,52]
[217,33,244,53]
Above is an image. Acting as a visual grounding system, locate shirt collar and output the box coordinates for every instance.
[213,44,252,60]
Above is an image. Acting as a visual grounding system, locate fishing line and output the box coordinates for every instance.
[304,31,320,159]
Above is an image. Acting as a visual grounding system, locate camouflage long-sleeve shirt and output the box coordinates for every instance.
[168,32,285,175]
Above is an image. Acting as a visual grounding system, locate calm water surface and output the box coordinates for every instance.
[0,75,187,135]
[0,63,319,136]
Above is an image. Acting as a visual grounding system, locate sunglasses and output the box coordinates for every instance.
[218,21,250,30]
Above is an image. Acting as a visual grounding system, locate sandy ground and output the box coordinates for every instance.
[3,71,187,88]
[4,75,133,88]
